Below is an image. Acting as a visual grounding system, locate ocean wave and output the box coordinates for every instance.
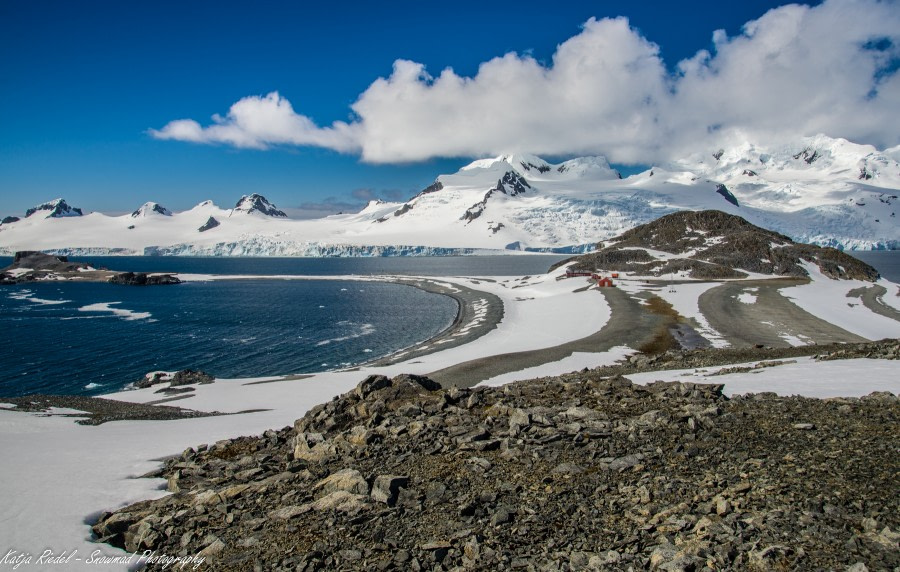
[315,322,375,346]
[78,302,153,321]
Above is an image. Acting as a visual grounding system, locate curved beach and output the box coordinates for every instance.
[0,267,898,570]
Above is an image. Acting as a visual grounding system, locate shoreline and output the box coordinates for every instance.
[172,273,510,373]
[3,271,898,400]
[0,267,899,570]
[366,277,504,366]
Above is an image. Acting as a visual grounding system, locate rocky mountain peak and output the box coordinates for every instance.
[25,198,83,219]
[494,171,531,196]
[233,194,287,217]
[130,202,172,218]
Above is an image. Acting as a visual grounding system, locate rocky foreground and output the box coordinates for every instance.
[93,342,899,571]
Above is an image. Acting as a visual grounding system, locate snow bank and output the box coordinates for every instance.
[782,263,900,340]
[626,357,900,399]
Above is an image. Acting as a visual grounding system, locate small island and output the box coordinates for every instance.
[0,250,181,286]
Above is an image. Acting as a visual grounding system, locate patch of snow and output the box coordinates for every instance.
[737,288,758,304]
[5,267,34,277]
[779,333,811,346]
[44,407,91,416]
[479,347,633,387]
[782,262,900,340]
[627,357,900,399]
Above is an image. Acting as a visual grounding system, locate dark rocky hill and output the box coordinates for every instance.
[0,251,180,285]
[558,210,879,281]
[92,340,900,571]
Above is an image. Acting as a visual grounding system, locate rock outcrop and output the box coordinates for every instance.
[0,251,181,285]
[107,272,181,286]
[1,251,94,284]
[134,369,215,389]
[561,210,880,281]
[233,194,287,217]
[92,341,899,571]
[198,217,220,232]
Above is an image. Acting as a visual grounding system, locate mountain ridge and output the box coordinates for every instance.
[0,135,897,255]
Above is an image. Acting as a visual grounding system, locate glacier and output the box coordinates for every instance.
[0,135,898,256]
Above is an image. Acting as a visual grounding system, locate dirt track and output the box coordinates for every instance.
[848,284,900,322]
[428,287,664,388]
[698,279,868,347]
[378,275,895,388]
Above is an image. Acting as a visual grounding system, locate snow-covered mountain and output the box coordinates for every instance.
[131,202,172,218]
[24,198,83,219]
[0,136,897,256]
[232,193,287,217]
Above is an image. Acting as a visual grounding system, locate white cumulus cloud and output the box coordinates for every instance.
[150,0,900,164]
[666,0,900,155]
[150,92,360,152]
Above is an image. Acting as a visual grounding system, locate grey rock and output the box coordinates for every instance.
[371,475,409,505]
[490,507,513,527]
[314,468,369,496]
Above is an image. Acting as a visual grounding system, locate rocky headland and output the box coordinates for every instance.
[92,340,900,571]
[0,250,180,285]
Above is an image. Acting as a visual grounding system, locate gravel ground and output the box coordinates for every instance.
[848,284,900,322]
[698,279,869,347]
[0,394,228,425]
[92,340,900,571]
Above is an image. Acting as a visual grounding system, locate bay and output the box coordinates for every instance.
[847,250,900,282]
[0,279,457,397]
[8,254,570,277]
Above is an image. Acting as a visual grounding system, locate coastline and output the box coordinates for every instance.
[172,273,508,372]
[367,277,504,366]
[0,267,899,570]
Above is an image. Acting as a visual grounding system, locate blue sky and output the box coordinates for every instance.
[3,0,897,218]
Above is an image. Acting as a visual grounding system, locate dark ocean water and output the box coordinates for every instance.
[54,254,570,277]
[847,251,900,282]
[0,279,457,397]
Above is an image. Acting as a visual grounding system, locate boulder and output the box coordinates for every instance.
[371,475,409,505]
